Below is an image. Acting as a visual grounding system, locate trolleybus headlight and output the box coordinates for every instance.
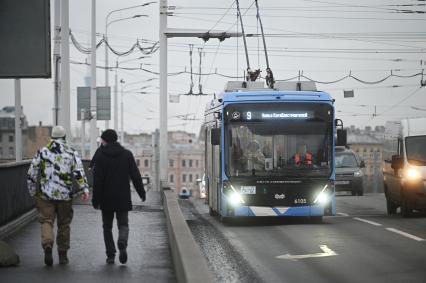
[229,191,244,206]
[314,184,330,205]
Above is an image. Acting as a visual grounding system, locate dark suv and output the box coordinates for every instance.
[335,147,365,196]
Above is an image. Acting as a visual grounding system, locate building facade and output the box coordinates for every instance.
[347,126,385,193]
[131,130,204,194]
[0,106,28,161]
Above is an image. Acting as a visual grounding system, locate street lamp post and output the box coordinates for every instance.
[105,14,148,132]
[118,74,151,145]
[120,79,125,144]
[104,1,155,130]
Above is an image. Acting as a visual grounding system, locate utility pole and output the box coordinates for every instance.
[60,0,71,138]
[53,0,61,126]
[14,79,22,162]
[90,0,97,157]
[114,61,118,131]
[159,0,168,191]
[104,34,109,130]
[81,109,86,158]
[120,79,125,144]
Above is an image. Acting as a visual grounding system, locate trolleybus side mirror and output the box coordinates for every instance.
[336,129,347,147]
[211,128,221,145]
[335,119,347,147]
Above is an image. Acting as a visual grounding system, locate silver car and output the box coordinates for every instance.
[335,148,365,196]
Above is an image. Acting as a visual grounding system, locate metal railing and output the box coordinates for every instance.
[0,160,92,226]
[0,161,33,226]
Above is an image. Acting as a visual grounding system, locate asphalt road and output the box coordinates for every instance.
[184,193,426,283]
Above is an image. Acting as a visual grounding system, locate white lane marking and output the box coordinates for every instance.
[386,228,426,242]
[337,212,349,217]
[353,217,382,226]
[276,245,338,261]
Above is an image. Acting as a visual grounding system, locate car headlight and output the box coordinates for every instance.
[314,184,330,205]
[404,168,421,181]
[354,170,363,177]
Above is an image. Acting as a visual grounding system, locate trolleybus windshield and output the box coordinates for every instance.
[225,103,333,177]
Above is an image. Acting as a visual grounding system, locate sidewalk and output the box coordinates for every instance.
[0,191,175,283]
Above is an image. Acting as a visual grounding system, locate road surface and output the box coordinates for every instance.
[181,193,426,283]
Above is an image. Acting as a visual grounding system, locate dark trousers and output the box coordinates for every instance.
[101,210,129,257]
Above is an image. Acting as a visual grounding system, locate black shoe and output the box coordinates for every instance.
[58,250,69,265]
[106,256,115,264]
[119,249,127,264]
[44,247,53,266]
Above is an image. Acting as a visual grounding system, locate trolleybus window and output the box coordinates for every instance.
[225,103,333,177]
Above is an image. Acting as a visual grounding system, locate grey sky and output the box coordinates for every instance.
[1,0,425,135]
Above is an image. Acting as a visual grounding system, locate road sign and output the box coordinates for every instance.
[344,90,354,98]
[77,87,111,120]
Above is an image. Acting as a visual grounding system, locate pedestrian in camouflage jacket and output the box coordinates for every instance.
[27,126,90,266]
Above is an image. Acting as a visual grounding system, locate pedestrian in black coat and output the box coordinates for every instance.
[92,129,145,265]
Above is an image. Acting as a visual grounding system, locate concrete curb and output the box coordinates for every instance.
[0,208,37,240]
[162,190,213,283]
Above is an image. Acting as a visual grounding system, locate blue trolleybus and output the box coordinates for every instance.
[204,81,344,221]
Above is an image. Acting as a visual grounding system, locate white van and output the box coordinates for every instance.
[383,118,426,217]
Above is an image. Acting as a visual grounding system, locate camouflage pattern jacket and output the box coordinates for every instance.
[27,139,89,201]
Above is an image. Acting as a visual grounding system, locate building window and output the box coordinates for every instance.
[136,159,140,167]
[189,159,193,167]
[196,160,199,167]
[144,159,149,167]
[0,147,3,156]
[196,174,199,180]
[9,147,14,156]
[170,174,174,183]
[182,174,187,183]
[169,159,174,168]
[9,135,13,143]
[189,174,193,183]
[182,159,186,167]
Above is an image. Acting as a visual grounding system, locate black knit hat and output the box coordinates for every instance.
[101,129,118,143]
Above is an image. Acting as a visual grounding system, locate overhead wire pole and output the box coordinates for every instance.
[60,0,71,138]
[159,0,241,191]
[53,0,60,126]
[14,79,22,162]
[159,0,168,191]
[90,0,98,157]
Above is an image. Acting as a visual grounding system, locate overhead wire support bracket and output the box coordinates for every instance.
[255,0,274,88]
